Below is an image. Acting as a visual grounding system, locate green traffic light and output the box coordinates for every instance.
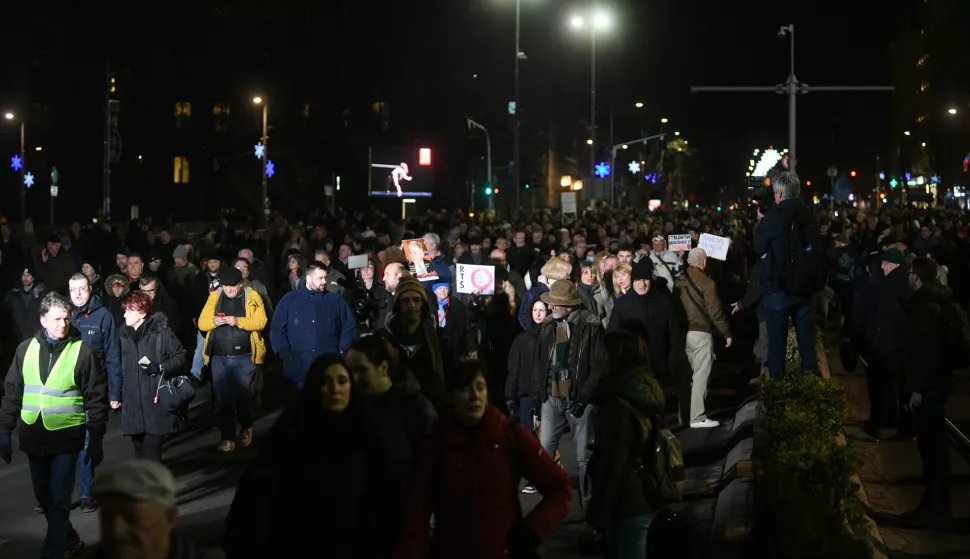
[525,183,530,189]
[889,178,898,189]
[485,187,492,195]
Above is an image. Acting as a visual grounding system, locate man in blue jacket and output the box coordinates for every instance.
[270,260,356,389]
[752,171,819,378]
[68,273,121,513]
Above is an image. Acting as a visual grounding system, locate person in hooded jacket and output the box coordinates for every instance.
[103,274,130,329]
[607,259,679,385]
[506,298,547,429]
[68,273,122,513]
[224,354,392,559]
[517,257,572,330]
[586,330,666,559]
[396,360,572,559]
[377,277,446,410]
[118,291,187,462]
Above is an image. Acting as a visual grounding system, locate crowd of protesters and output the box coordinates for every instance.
[1,167,968,557]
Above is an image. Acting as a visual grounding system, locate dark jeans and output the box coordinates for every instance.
[914,393,951,509]
[76,411,94,499]
[519,396,535,433]
[763,292,818,379]
[131,433,165,462]
[29,452,81,559]
[211,354,257,441]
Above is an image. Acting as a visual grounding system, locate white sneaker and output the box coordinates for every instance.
[521,485,538,494]
[690,419,720,429]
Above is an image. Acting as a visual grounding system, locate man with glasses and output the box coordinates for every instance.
[138,273,181,335]
[67,273,121,513]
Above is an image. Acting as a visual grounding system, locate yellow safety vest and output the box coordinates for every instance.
[21,338,85,431]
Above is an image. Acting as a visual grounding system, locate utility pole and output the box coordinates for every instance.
[103,62,112,221]
[590,30,596,194]
[513,0,522,212]
[19,120,25,221]
[260,102,268,215]
[691,24,892,172]
[467,118,493,213]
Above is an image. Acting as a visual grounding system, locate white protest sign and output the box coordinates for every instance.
[668,234,692,251]
[455,263,495,295]
[561,192,577,213]
[698,233,730,261]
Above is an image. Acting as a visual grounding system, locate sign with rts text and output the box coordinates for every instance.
[668,234,692,251]
[698,233,730,261]
[456,263,495,295]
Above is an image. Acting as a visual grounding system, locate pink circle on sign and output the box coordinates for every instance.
[471,268,493,292]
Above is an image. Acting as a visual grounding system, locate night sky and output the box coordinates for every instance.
[0,0,922,219]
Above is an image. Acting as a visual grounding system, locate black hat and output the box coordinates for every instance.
[219,267,243,286]
[46,234,61,244]
[147,250,162,263]
[632,259,653,281]
[22,264,38,278]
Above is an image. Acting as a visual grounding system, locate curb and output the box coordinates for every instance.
[817,339,889,559]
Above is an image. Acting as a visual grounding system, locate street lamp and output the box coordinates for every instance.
[660,118,668,124]
[467,118,493,213]
[3,111,26,220]
[635,102,644,108]
[948,108,958,115]
[569,7,614,198]
[904,130,911,136]
[253,96,268,219]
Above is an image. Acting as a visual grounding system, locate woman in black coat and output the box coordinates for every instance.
[224,354,393,559]
[119,291,187,462]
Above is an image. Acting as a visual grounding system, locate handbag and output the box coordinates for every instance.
[152,331,195,412]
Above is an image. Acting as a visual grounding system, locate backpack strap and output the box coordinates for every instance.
[681,271,713,328]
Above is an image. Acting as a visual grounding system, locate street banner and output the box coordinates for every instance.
[698,233,730,261]
[456,263,495,295]
[402,238,438,280]
[561,192,577,213]
[668,234,692,251]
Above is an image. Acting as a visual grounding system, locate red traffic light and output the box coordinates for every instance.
[805,180,812,187]
[494,188,500,194]
[850,170,857,177]
[419,148,432,166]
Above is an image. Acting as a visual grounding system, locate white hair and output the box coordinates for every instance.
[422,233,440,248]
[687,248,707,267]
[772,171,800,201]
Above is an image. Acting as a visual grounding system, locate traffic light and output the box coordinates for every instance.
[805,180,812,187]
[418,148,432,166]
[850,170,857,177]
[494,188,500,194]
[524,183,530,189]
[485,187,492,195]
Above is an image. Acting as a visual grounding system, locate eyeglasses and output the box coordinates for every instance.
[69,287,90,294]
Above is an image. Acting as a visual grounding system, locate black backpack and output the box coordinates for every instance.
[781,209,827,297]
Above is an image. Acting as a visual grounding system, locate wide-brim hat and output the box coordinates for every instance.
[540,280,584,307]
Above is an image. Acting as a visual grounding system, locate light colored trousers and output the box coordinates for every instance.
[685,331,714,423]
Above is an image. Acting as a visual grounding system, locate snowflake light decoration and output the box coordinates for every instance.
[254,142,265,159]
[11,154,22,171]
[594,162,610,178]
[930,175,940,184]
[628,161,641,174]
[265,160,275,178]
[24,172,34,188]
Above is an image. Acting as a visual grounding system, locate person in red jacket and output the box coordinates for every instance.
[396,360,572,559]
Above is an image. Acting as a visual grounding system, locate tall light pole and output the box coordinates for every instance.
[253,96,268,219]
[609,102,644,206]
[5,112,26,220]
[570,9,612,198]
[513,0,522,212]
[692,24,892,173]
[467,118,493,213]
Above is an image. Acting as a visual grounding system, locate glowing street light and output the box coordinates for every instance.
[593,11,611,29]
[4,113,13,120]
[586,138,593,145]
[921,142,927,147]
[660,118,668,124]
[903,130,911,136]
[621,144,628,149]
[948,108,957,115]
[674,131,680,136]
[634,102,644,108]
[570,16,584,28]
[252,96,263,105]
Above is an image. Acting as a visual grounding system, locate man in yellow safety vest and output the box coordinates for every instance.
[0,291,108,559]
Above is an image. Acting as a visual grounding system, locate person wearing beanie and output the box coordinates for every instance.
[271,260,356,390]
[198,266,268,453]
[378,276,446,410]
[4,265,47,344]
[608,258,680,384]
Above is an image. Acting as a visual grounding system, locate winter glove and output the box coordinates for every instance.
[567,401,587,419]
[141,361,161,376]
[0,429,12,464]
[85,436,104,467]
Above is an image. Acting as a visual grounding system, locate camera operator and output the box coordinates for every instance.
[341,258,391,336]
[753,170,820,379]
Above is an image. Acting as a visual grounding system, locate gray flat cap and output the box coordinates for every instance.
[91,459,177,507]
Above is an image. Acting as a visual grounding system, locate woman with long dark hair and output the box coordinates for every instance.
[224,354,391,558]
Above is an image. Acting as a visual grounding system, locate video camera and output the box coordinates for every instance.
[335,275,380,335]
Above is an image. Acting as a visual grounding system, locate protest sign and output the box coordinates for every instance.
[456,263,495,295]
[402,238,438,280]
[668,234,692,251]
[698,233,730,261]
